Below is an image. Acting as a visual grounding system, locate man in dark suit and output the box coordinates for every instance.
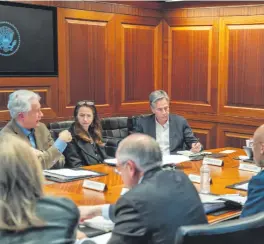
[135,90,202,154]
[79,134,207,244]
[241,124,264,217]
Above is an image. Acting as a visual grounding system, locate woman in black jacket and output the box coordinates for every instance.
[64,100,108,168]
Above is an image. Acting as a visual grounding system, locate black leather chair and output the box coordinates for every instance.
[101,116,133,157]
[47,120,74,141]
[175,212,264,244]
[48,117,134,157]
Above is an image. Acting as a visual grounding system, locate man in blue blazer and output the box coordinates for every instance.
[241,124,264,217]
[135,90,202,154]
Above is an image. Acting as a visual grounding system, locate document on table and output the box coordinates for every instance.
[43,169,100,177]
[177,150,196,157]
[90,232,112,244]
[75,233,112,244]
[162,155,190,165]
[226,181,249,191]
[219,150,236,154]
[104,158,117,166]
[236,183,249,191]
[83,216,114,232]
[221,194,247,205]
[199,194,225,203]
[199,193,247,205]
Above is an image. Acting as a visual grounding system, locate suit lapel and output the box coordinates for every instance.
[34,126,42,149]
[169,115,176,152]
[149,115,156,139]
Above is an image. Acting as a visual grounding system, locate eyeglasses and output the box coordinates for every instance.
[77,100,95,106]
[252,141,264,147]
[114,162,127,175]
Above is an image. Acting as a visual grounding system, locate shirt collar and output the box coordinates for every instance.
[155,117,169,129]
[15,121,34,137]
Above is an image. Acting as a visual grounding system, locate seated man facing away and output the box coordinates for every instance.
[241,124,264,217]
[135,90,202,155]
[79,133,207,244]
[1,90,72,169]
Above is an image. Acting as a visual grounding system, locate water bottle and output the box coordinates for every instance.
[200,162,211,194]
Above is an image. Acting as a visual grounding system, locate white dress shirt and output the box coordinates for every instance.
[155,119,170,156]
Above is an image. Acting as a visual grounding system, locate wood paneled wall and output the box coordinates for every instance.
[1,1,264,149]
[163,2,264,149]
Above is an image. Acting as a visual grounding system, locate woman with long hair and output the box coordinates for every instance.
[63,100,108,168]
[0,134,79,243]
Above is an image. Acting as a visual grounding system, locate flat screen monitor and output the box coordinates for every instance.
[0,2,58,76]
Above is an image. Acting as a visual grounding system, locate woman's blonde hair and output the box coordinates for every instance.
[0,134,44,231]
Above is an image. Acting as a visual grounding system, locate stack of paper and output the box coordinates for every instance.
[43,169,101,182]
[220,194,247,205]
[199,193,247,214]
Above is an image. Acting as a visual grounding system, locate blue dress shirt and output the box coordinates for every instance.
[16,121,67,153]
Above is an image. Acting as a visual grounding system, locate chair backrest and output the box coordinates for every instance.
[101,116,131,139]
[47,121,74,140]
[175,212,264,244]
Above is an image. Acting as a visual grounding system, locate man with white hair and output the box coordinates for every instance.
[136,90,202,155]
[1,90,72,169]
[79,134,207,244]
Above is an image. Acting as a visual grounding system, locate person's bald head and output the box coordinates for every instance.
[253,125,264,167]
[115,133,162,188]
[116,133,162,172]
[254,125,264,142]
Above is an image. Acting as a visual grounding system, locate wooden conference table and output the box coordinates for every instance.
[44,147,255,224]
